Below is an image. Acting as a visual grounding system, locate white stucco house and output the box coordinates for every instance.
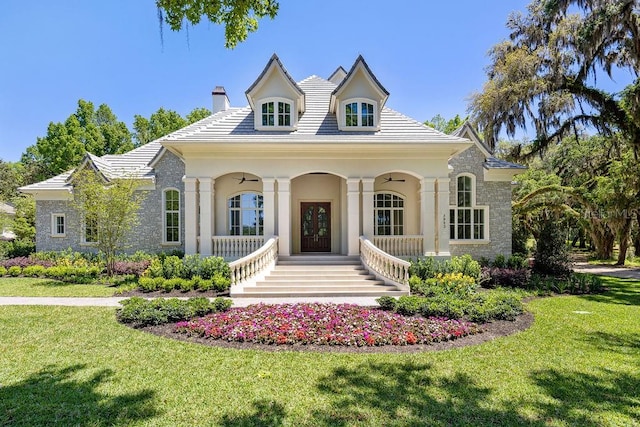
[20,54,524,295]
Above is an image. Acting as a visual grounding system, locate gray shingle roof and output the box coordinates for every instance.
[20,141,162,192]
[163,76,468,144]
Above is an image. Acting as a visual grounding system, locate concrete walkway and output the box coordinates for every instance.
[0,295,382,307]
[1,263,637,308]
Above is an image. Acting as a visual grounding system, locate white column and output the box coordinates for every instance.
[361,178,375,238]
[277,178,291,256]
[436,178,451,256]
[199,177,214,256]
[420,178,436,256]
[262,178,276,237]
[182,176,198,255]
[347,178,361,256]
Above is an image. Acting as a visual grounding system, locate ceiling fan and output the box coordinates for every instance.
[234,173,259,184]
[382,175,405,183]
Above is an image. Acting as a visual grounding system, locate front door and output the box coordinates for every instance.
[301,202,331,252]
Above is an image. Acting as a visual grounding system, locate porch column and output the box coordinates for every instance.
[183,176,198,255]
[277,178,291,256]
[199,177,214,256]
[436,178,451,256]
[361,178,375,238]
[347,178,361,256]
[420,178,436,256]
[262,178,276,237]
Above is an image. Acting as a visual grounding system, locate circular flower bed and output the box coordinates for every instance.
[175,303,480,346]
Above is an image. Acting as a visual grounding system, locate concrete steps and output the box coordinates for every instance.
[234,255,408,298]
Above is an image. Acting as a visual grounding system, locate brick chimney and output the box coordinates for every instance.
[212,86,230,113]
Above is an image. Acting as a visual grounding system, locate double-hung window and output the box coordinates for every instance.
[450,175,487,240]
[84,215,98,244]
[51,213,65,237]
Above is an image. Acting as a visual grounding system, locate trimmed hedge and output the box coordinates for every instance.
[116,296,232,328]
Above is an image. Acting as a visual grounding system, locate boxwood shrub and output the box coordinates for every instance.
[116,296,232,328]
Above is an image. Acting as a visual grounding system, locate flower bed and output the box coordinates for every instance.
[175,303,480,346]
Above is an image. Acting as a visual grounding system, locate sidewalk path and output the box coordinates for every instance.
[0,296,382,307]
[1,265,638,307]
[572,262,640,280]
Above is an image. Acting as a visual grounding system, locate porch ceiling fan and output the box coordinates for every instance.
[382,175,405,183]
[234,173,259,184]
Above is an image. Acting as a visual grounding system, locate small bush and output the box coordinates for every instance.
[162,256,184,279]
[116,296,232,327]
[179,278,195,292]
[212,273,231,292]
[492,254,507,268]
[138,277,160,292]
[376,296,398,311]
[145,258,164,278]
[200,256,231,280]
[395,295,426,316]
[0,266,6,276]
[162,278,183,292]
[420,297,467,320]
[409,255,481,281]
[196,278,214,292]
[113,260,150,277]
[7,266,21,277]
[22,265,46,277]
[482,267,531,289]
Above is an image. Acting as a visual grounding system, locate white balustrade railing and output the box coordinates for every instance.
[360,236,410,287]
[372,235,423,258]
[229,236,278,286]
[212,236,265,260]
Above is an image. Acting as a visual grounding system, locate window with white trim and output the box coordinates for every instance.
[83,215,98,244]
[450,175,487,240]
[229,193,263,236]
[341,98,378,130]
[163,189,180,243]
[257,98,294,130]
[374,193,404,236]
[51,213,65,237]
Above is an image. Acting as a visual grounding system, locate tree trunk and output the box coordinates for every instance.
[615,218,633,265]
[633,212,640,258]
[588,220,615,260]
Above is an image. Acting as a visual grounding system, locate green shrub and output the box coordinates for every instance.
[196,278,214,292]
[376,296,398,311]
[138,277,160,292]
[492,254,507,268]
[146,258,164,278]
[534,219,572,276]
[447,254,481,280]
[0,266,6,276]
[420,297,467,320]
[116,296,232,327]
[395,295,426,316]
[7,266,21,277]
[506,254,529,269]
[179,278,195,292]
[22,265,46,277]
[409,255,481,281]
[212,273,231,292]
[479,290,524,321]
[162,278,183,292]
[200,256,231,280]
[162,256,184,279]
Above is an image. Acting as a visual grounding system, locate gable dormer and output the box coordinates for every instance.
[245,54,305,131]
[328,66,347,85]
[330,55,389,131]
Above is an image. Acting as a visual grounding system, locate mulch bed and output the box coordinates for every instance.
[137,311,534,354]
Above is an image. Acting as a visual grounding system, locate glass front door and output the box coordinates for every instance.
[300,202,331,252]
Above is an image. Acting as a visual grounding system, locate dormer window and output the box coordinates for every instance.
[256,98,296,130]
[341,99,378,130]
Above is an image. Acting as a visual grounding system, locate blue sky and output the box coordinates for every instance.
[0,1,532,163]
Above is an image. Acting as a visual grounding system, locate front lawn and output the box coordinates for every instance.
[0,277,118,297]
[0,276,638,426]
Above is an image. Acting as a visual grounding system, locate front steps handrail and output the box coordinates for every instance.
[229,236,278,286]
[360,236,410,289]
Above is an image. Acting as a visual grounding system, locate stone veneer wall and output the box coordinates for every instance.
[448,145,513,260]
[34,150,185,254]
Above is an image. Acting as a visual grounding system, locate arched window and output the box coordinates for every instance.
[256,97,295,130]
[374,192,404,236]
[229,193,264,236]
[341,98,378,130]
[163,189,181,243]
[450,175,487,240]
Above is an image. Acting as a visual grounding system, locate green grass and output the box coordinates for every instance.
[0,277,639,426]
[0,277,118,297]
